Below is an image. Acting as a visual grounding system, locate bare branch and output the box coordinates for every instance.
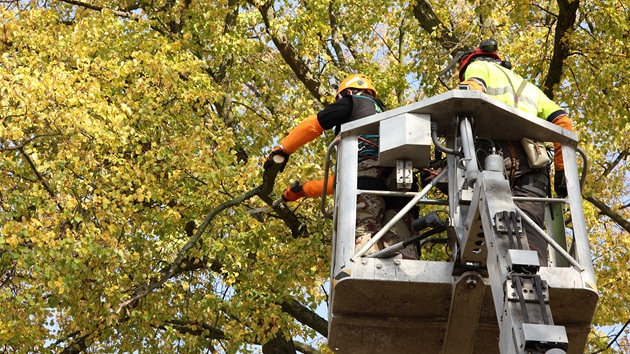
[412,0,459,53]
[281,298,328,337]
[602,150,629,178]
[542,0,580,98]
[250,0,327,102]
[584,195,630,234]
[328,1,350,71]
[159,319,227,340]
[115,158,306,314]
[17,146,64,212]
[114,185,261,313]
[58,0,140,19]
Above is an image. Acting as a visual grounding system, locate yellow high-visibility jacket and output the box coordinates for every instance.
[462,61,573,170]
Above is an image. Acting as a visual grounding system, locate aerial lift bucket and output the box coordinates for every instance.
[325,91,598,354]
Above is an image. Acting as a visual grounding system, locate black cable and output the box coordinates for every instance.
[504,211,516,248]
[510,211,523,249]
[513,275,530,323]
[533,275,550,325]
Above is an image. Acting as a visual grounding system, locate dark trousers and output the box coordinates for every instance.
[512,185,548,265]
[497,140,550,265]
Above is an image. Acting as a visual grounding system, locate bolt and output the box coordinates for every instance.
[466,277,477,289]
[394,259,401,266]
[376,264,382,269]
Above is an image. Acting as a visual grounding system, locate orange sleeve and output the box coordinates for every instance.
[301,177,335,198]
[281,115,325,154]
[552,114,573,170]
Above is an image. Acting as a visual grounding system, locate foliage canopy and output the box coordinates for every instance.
[1,0,629,352]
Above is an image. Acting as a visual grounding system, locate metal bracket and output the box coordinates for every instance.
[494,212,522,234]
[506,277,548,303]
[396,160,413,189]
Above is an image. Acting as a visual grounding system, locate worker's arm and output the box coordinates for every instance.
[542,109,572,198]
[460,61,489,92]
[280,115,325,154]
[264,97,352,171]
[549,113,573,170]
[264,114,324,170]
[282,178,335,202]
[538,92,573,198]
[549,113,573,198]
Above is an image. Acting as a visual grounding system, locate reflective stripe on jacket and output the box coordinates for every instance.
[464,61,562,120]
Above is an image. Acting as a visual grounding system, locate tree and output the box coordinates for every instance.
[0,0,628,352]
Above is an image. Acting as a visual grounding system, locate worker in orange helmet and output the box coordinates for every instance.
[455,39,574,265]
[264,74,420,259]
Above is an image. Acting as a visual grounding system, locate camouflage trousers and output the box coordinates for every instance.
[354,161,420,260]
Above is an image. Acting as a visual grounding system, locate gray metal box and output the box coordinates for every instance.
[521,323,568,349]
[378,113,431,167]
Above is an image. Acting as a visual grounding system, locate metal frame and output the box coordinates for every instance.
[326,90,598,354]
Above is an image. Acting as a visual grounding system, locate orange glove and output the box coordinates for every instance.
[551,114,573,171]
[301,178,334,197]
[458,79,486,92]
[282,181,305,202]
[282,179,335,202]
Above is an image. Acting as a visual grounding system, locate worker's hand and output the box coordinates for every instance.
[459,79,485,92]
[554,170,567,198]
[420,167,440,186]
[264,147,290,171]
[282,181,305,202]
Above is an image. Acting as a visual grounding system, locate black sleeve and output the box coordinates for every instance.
[546,109,567,123]
[316,96,352,131]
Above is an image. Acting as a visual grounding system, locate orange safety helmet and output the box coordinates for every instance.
[335,74,377,100]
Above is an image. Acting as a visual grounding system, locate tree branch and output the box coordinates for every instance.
[262,327,296,354]
[115,157,305,314]
[584,195,630,234]
[281,298,328,337]
[328,1,350,71]
[58,0,139,19]
[293,341,320,354]
[115,185,261,314]
[159,319,227,340]
[250,0,327,102]
[602,150,629,178]
[16,146,66,214]
[412,0,459,53]
[542,0,580,98]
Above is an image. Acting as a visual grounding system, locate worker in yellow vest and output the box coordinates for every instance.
[456,39,574,265]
